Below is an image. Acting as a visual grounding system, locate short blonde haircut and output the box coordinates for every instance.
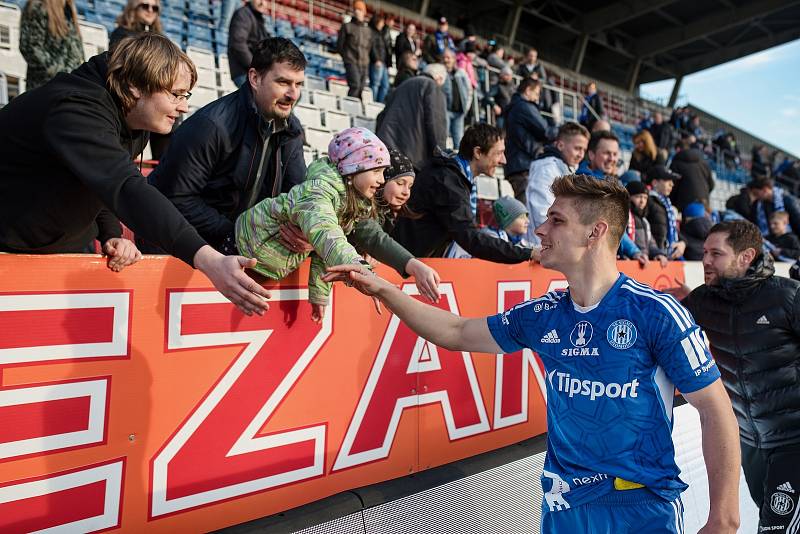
[107,33,197,114]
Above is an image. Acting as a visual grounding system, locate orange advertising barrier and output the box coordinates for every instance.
[0,255,685,533]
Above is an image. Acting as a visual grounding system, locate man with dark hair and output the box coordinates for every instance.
[579,81,604,131]
[390,123,536,263]
[422,16,454,64]
[648,112,674,150]
[337,1,372,98]
[0,34,271,316]
[669,138,714,213]
[668,219,800,533]
[151,37,308,255]
[330,174,741,534]
[746,177,800,236]
[393,22,417,67]
[578,130,619,179]
[526,122,589,243]
[517,47,546,80]
[647,165,687,260]
[228,0,270,87]
[376,62,447,170]
[504,77,549,203]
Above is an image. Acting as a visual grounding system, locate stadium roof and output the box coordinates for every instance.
[411,0,800,91]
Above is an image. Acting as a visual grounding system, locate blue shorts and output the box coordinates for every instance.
[541,488,684,534]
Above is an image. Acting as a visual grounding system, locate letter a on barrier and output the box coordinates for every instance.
[151,289,331,518]
[333,283,490,471]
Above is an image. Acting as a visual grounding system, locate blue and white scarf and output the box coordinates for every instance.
[655,192,678,248]
[454,154,477,217]
[756,186,791,236]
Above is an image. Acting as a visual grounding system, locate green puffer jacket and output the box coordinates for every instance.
[236,157,412,305]
[20,1,84,90]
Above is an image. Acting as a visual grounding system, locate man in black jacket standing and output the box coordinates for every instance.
[0,34,271,316]
[391,124,536,263]
[668,220,800,532]
[504,78,549,203]
[228,0,270,87]
[151,37,307,255]
[669,139,714,213]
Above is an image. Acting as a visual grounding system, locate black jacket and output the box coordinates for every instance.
[683,255,800,448]
[376,74,447,170]
[393,33,415,65]
[669,148,714,212]
[768,232,800,260]
[726,188,754,220]
[369,24,392,66]
[630,205,666,259]
[648,122,674,150]
[390,151,533,262]
[227,4,269,80]
[0,53,206,264]
[150,84,306,251]
[679,216,712,260]
[646,193,671,251]
[504,92,548,175]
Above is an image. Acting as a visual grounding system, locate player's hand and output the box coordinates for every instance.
[655,254,669,268]
[633,252,648,268]
[663,276,691,301]
[279,223,314,253]
[697,516,738,534]
[103,237,142,272]
[323,265,386,316]
[670,240,686,260]
[405,258,441,303]
[310,302,326,324]
[193,245,271,316]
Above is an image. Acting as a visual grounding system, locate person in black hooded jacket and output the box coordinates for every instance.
[668,220,800,531]
[0,34,271,316]
[669,139,714,212]
[391,124,535,263]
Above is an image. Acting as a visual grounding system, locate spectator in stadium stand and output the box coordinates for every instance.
[150,37,307,255]
[626,181,668,267]
[670,106,691,133]
[0,34,271,315]
[422,16,454,64]
[516,47,546,81]
[766,210,800,260]
[669,138,714,213]
[751,144,771,178]
[441,48,471,149]
[504,78,549,203]
[628,129,666,175]
[646,165,687,260]
[368,13,391,103]
[392,50,418,88]
[726,181,760,221]
[577,130,646,264]
[485,41,507,85]
[688,115,706,142]
[108,0,162,50]
[330,174,741,534]
[679,201,713,261]
[667,219,800,534]
[526,122,590,243]
[393,22,417,66]
[578,81,604,131]
[747,177,800,236]
[590,119,611,133]
[488,66,514,129]
[336,1,371,99]
[376,63,447,171]
[648,111,674,150]
[227,0,269,87]
[390,123,537,263]
[19,0,84,91]
[456,40,478,90]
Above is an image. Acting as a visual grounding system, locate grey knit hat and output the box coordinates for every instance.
[493,196,528,229]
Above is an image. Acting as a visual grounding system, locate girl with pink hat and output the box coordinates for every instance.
[236,127,439,323]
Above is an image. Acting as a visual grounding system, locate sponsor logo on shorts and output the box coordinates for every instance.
[770,491,794,516]
[607,319,637,350]
[777,481,795,493]
[759,525,785,531]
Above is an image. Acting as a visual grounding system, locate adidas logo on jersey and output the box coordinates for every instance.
[541,330,560,343]
[777,482,795,493]
[757,315,770,325]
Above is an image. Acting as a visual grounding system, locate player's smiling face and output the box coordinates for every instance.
[536,197,590,270]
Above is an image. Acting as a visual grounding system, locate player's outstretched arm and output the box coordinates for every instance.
[323,265,502,354]
[683,380,741,534]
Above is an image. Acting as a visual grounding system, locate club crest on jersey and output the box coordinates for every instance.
[563,321,598,356]
[607,319,637,350]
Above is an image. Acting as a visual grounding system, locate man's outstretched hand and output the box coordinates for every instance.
[193,245,271,316]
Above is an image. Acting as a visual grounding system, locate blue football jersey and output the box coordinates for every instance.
[487,273,720,512]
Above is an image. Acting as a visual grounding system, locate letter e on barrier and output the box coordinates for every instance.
[150,289,331,518]
[0,291,130,532]
[333,283,490,471]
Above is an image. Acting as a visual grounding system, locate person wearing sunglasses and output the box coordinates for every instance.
[109,0,163,51]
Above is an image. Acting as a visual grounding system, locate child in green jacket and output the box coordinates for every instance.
[236,127,437,323]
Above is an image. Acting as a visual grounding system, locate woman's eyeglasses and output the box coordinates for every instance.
[136,3,160,13]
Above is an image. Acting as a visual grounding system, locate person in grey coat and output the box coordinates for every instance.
[376,63,447,170]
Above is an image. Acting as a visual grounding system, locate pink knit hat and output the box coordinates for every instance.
[328,127,389,176]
